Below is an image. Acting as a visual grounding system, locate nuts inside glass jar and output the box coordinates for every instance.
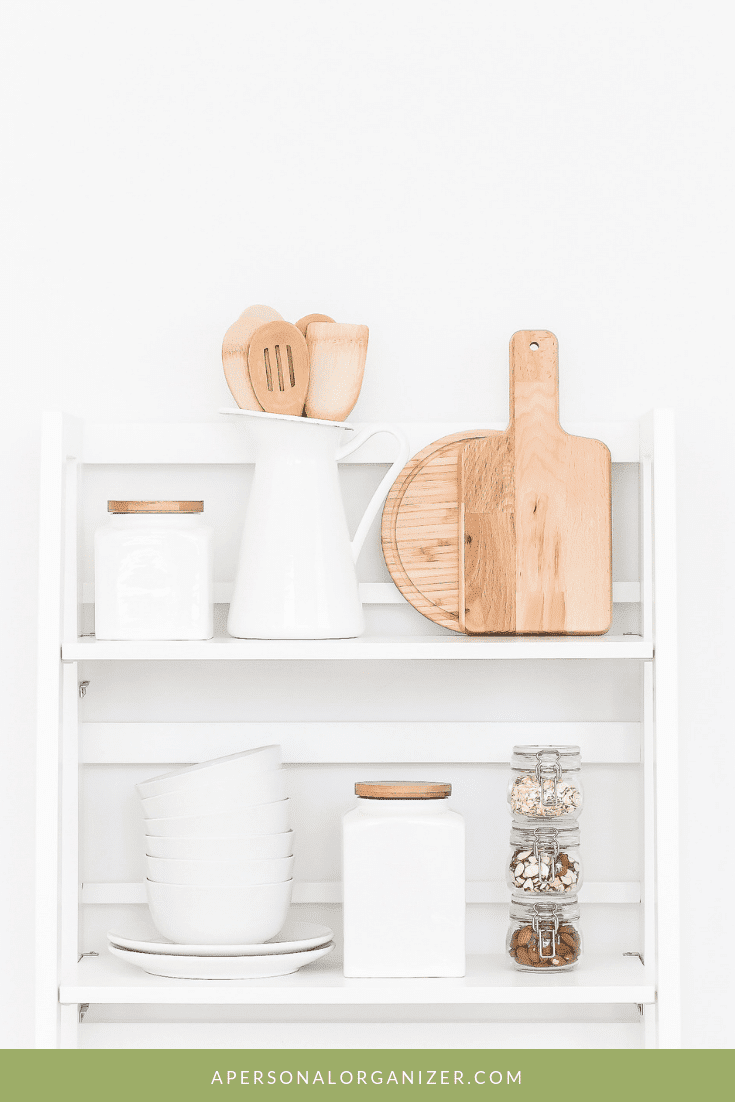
[510,773,581,818]
[510,847,580,893]
[509,922,580,968]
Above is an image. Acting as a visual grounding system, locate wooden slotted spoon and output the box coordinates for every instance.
[247,321,310,416]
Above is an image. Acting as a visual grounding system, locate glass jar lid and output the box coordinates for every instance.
[510,896,580,922]
[511,745,581,771]
[509,822,581,846]
[108,501,204,513]
[355,781,451,799]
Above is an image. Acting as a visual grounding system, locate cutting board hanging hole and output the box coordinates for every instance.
[529,341,539,349]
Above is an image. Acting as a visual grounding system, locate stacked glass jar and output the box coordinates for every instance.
[505,745,584,971]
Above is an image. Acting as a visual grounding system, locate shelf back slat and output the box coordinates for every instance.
[80,721,641,764]
[81,421,641,465]
[82,880,641,906]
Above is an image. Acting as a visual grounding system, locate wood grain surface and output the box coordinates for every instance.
[381,430,494,631]
[304,323,369,421]
[247,320,310,416]
[295,312,336,335]
[222,307,286,411]
[382,331,612,635]
[354,781,451,799]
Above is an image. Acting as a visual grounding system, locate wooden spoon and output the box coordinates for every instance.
[247,320,310,416]
[295,313,335,336]
[222,305,283,410]
[240,305,283,322]
[304,323,368,421]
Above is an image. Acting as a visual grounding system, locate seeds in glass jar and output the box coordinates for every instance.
[510,848,579,892]
[510,774,581,818]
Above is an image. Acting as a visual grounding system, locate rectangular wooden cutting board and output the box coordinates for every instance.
[458,330,611,634]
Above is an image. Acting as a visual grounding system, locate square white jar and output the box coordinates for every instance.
[342,781,465,977]
[94,501,214,640]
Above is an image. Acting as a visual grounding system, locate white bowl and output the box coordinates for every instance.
[144,799,291,838]
[145,830,294,861]
[135,745,281,800]
[140,769,287,820]
[145,877,293,944]
[145,853,294,886]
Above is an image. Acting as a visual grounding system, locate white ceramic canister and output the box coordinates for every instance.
[342,781,465,977]
[95,501,213,640]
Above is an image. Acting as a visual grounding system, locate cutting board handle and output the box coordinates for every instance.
[509,330,561,431]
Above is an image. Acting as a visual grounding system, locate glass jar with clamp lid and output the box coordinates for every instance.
[506,822,582,896]
[507,897,582,971]
[508,745,583,823]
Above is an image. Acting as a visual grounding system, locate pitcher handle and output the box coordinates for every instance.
[336,424,411,563]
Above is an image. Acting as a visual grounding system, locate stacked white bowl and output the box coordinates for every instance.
[136,745,293,944]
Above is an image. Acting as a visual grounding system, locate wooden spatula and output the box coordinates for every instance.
[295,312,335,336]
[222,305,283,410]
[458,330,611,635]
[247,320,310,416]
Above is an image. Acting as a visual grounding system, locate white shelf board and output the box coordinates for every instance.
[61,953,653,1006]
[63,634,652,661]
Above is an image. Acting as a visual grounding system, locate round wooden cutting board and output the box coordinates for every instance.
[381,429,496,633]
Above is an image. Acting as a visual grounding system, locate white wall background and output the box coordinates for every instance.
[1,0,733,1048]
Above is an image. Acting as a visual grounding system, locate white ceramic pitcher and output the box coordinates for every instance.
[220,409,410,639]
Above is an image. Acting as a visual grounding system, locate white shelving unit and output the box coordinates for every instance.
[35,412,679,1049]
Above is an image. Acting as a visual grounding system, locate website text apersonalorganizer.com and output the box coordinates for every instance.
[210,1068,522,1086]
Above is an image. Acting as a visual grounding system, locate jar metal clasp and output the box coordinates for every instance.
[531,904,559,960]
[535,749,562,808]
[533,827,559,882]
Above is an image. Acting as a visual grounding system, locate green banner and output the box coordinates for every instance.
[1,1050,733,1102]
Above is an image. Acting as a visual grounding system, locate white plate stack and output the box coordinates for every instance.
[134,746,297,947]
[106,920,335,980]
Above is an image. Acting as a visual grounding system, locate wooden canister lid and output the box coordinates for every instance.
[108,501,204,513]
[354,781,452,799]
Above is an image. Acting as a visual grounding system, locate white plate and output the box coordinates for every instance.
[107,919,333,957]
[108,941,334,979]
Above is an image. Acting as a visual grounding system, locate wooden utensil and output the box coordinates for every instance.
[381,331,612,635]
[459,331,611,633]
[222,305,283,410]
[247,320,310,416]
[295,313,335,335]
[304,323,368,421]
[239,305,283,322]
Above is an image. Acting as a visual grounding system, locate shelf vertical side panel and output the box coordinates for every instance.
[59,662,80,1009]
[641,661,657,1046]
[650,408,680,1048]
[62,455,81,646]
[639,456,654,644]
[35,413,80,1047]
